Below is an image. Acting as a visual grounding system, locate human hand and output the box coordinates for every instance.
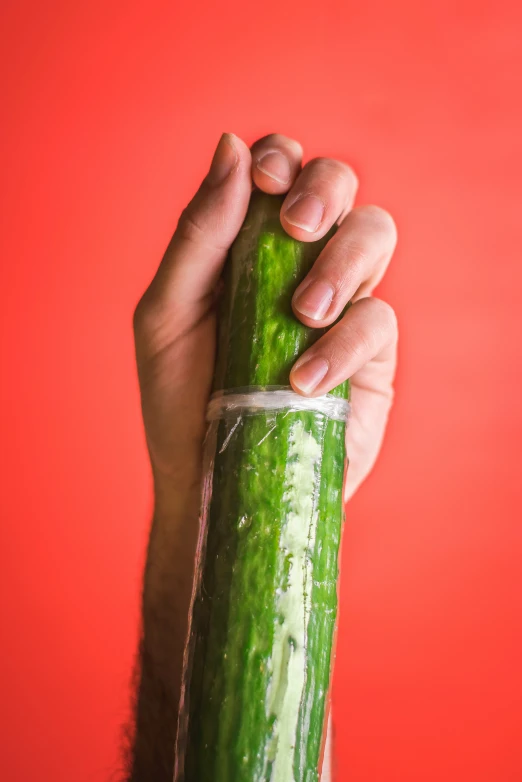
[134,132,397,508]
[131,133,397,781]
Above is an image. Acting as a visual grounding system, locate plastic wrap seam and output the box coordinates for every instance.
[206,385,350,423]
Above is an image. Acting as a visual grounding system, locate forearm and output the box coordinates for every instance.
[129,485,201,781]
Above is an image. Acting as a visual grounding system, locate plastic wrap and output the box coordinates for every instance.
[174,389,349,781]
[207,385,350,423]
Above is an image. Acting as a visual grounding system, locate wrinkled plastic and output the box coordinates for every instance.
[207,385,351,423]
[174,389,349,782]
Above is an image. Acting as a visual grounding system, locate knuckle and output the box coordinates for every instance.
[252,132,281,145]
[177,203,229,253]
[305,157,358,187]
[315,237,368,298]
[177,205,207,245]
[253,133,303,155]
[367,297,398,335]
[378,298,398,325]
[328,238,369,290]
[344,240,370,276]
[326,298,398,374]
[354,205,398,245]
[333,326,369,367]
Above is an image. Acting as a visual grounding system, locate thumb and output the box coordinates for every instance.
[138,133,252,345]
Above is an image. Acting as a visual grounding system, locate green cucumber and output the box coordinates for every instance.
[177,191,349,781]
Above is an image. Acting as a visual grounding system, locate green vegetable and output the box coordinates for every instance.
[176,191,349,782]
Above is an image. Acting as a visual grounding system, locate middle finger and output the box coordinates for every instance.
[280,156,359,240]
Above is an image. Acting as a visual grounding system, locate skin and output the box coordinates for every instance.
[129,133,398,781]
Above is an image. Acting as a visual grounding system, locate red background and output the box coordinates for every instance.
[1,1,521,780]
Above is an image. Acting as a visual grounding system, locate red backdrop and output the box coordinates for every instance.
[1,1,521,780]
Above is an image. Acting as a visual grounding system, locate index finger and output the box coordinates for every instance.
[250,133,303,193]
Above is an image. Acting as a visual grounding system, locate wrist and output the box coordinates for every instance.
[150,452,203,517]
[140,475,201,602]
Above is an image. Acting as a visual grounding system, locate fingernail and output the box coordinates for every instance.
[256,150,292,184]
[291,356,329,394]
[293,279,335,320]
[284,195,325,232]
[207,133,238,186]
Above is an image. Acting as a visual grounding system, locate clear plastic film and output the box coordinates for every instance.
[174,386,350,782]
[207,385,350,423]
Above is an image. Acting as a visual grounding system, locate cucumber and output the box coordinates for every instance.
[176,191,349,781]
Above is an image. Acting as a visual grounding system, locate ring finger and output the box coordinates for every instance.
[291,204,398,325]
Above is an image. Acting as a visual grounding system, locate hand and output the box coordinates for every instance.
[134,132,397,504]
[131,133,398,781]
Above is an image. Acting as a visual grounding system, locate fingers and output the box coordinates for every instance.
[251,133,303,193]
[252,140,359,242]
[280,157,359,240]
[291,205,398,324]
[289,297,398,397]
[134,133,252,349]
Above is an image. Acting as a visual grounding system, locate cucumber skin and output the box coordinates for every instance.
[180,192,349,781]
